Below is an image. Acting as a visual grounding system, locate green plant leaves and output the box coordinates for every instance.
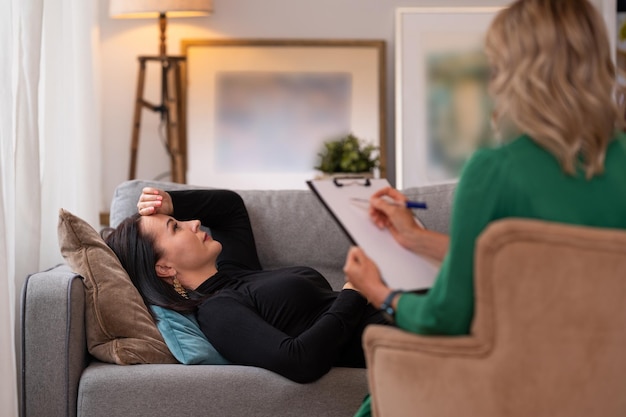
[315,134,379,173]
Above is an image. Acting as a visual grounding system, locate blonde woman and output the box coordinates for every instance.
[344,1,626,415]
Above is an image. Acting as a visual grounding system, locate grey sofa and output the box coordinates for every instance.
[21,179,455,417]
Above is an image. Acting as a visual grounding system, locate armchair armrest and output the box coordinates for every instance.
[21,265,88,417]
[364,324,490,357]
[363,325,495,417]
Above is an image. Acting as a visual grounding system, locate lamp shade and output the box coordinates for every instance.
[109,0,213,18]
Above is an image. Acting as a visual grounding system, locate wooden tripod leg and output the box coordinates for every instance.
[178,59,188,177]
[129,58,147,180]
[165,59,186,183]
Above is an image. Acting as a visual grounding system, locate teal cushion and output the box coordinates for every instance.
[150,305,231,365]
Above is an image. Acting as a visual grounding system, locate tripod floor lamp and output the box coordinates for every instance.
[110,0,213,184]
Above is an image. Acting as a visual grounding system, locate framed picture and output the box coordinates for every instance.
[395,7,502,189]
[181,39,386,190]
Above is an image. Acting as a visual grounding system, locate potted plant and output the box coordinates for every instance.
[315,134,379,178]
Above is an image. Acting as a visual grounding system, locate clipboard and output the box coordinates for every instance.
[307,177,438,290]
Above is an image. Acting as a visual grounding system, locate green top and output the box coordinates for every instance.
[396,133,626,335]
[354,133,626,417]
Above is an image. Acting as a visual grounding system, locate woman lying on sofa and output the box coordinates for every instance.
[104,187,388,383]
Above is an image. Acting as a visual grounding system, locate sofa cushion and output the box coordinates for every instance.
[78,362,369,417]
[57,209,177,365]
[151,305,230,365]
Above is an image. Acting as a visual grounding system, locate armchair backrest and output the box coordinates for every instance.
[472,219,626,415]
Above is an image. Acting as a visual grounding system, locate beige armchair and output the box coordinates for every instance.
[364,219,626,417]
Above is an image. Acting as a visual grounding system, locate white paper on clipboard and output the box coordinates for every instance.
[308,177,438,290]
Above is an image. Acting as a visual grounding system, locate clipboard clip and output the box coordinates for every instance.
[333,177,371,187]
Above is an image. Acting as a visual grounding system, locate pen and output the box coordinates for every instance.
[351,197,428,210]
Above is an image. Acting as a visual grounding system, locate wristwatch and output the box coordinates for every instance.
[380,290,402,323]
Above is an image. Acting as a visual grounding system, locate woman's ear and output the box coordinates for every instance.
[155,263,176,281]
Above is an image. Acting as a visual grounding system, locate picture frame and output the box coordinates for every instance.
[181,39,386,190]
[395,7,502,189]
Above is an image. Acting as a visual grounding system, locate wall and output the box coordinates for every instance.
[99,0,614,211]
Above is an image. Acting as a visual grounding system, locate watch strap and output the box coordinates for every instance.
[380,290,402,323]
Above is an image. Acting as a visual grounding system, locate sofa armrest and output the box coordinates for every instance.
[21,265,88,417]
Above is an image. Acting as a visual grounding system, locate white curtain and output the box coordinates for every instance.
[0,0,101,414]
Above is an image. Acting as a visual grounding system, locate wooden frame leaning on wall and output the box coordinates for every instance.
[180,38,386,190]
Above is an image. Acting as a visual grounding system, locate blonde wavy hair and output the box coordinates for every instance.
[485,0,621,178]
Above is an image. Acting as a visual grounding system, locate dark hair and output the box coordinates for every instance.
[104,213,204,314]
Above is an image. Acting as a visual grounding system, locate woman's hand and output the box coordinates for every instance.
[136,187,173,216]
[343,247,390,308]
[369,187,425,253]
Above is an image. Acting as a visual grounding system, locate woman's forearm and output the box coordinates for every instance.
[169,190,262,270]
[407,229,449,262]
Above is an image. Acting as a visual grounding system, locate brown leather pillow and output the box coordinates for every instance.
[57,209,176,364]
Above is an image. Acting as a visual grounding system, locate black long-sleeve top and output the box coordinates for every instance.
[169,190,386,383]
